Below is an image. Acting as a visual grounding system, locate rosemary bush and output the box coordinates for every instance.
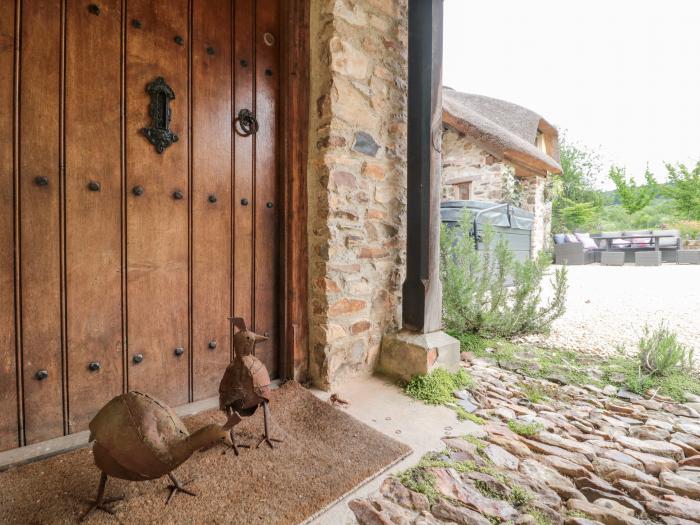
[639,322,694,376]
[440,212,567,338]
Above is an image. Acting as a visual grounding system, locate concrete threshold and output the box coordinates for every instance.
[307,374,483,525]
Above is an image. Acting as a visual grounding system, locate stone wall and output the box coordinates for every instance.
[442,128,553,255]
[441,128,509,202]
[307,0,408,388]
[519,174,550,254]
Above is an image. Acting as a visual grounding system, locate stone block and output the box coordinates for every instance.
[378,329,460,381]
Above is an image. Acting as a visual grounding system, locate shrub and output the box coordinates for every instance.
[639,322,694,376]
[404,368,473,405]
[601,324,700,401]
[670,220,700,240]
[440,215,568,338]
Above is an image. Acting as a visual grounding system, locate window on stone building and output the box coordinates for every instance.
[536,131,547,154]
[455,181,471,200]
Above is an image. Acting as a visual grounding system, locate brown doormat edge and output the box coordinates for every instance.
[299,447,412,525]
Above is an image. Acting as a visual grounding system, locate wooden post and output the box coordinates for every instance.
[403,0,443,334]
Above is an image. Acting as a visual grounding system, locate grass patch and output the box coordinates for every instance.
[461,435,487,451]
[446,323,700,403]
[508,485,534,508]
[453,406,486,424]
[474,480,505,500]
[449,331,494,357]
[507,420,544,437]
[396,466,440,504]
[602,355,700,402]
[405,368,473,405]
[566,510,592,519]
[529,509,554,525]
[520,382,548,404]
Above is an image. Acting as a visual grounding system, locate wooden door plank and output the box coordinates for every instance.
[278,0,310,381]
[191,0,232,400]
[65,0,123,432]
[125,0,189,406]
[233,0,255,331]
[253,0,280,377]
[0,0,19,451]
[19,0,64,444]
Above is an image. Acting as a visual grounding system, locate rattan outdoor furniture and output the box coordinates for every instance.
[553,242,597,265]
[635,251,662,266]
[677,250,700,265]
[591,230,680,263]
[601,251,625,266]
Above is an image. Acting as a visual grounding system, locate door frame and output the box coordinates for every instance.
[278,0,310,381]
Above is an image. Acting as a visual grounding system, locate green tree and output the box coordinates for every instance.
[608,165,657,215]
[662,162,700,220]
[552,136,604,232]
[558,200,598,231]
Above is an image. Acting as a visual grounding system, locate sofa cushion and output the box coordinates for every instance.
[565,233,578,243]
[654,229,680,248]
[612,238,631,247]
[574,232,599,250]
[553,233,567,245]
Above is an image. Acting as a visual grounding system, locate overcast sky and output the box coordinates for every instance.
[443,0,700,188]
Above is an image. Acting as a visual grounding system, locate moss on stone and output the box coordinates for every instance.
[405,368,474,405]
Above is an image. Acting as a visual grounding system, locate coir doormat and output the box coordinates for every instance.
[0,381,411,524]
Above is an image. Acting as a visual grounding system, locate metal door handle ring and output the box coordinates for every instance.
[234,109,259,137]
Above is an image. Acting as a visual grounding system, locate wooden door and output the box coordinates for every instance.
[0,0,282,451]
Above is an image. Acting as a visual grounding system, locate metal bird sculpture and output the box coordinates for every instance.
[218,317,283,452]
[82,390,239,520]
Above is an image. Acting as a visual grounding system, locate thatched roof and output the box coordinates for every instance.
[442,88,562,175]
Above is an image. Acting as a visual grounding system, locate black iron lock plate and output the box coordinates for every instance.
[142,77,179,153]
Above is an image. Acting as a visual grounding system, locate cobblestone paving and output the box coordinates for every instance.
[349,356,700,525]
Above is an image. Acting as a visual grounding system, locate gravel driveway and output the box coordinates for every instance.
[521,264,700,359]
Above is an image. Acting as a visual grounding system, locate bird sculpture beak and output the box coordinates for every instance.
[254,334,268,343]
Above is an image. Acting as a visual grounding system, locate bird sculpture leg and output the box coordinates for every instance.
[256,400,283,449]
[228,427,250,456]
[165,472,197,505]
[80,472,124,521]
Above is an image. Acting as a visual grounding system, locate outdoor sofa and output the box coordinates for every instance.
[553,233,601,265]
[553,229,681,265]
